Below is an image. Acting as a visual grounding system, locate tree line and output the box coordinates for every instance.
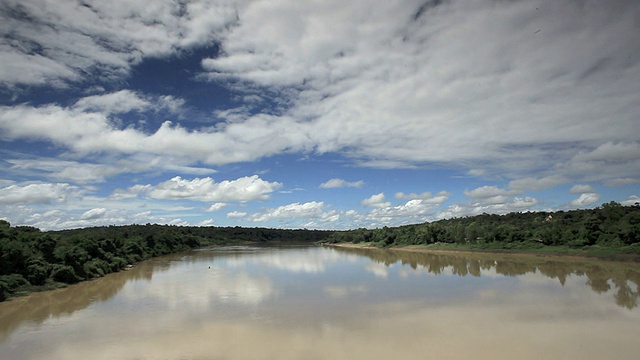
[325,201,640,252]
[0,222,331,301]
[3,202,639,301]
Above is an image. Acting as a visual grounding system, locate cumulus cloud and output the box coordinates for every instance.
[110,176,280,202]
[567,183,600,208]
[119,175,282,202]
[361,193,391,208]
[251,201,330,222]
[205,203,227,212]
[366,199,441,223]
[436,196,539,220]
[345,191,452,227]
[320,178,364,189]
[621,196,640,206]
[570,193,601,208]
[0,196,200,230]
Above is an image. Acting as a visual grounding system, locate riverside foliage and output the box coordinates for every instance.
[325,202,640,254]
[2,202,639,301]
[0,223,331,301]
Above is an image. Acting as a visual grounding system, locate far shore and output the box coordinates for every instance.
[324,242,640,262]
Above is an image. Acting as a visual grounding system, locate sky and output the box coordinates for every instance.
[0,0,639,231]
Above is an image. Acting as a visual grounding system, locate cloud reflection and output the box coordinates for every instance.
[120,266,274,310]
[224,247,350,273]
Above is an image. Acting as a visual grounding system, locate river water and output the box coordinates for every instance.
[1,245,639,359]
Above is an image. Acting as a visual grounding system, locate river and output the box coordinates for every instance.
[1,245,639,359]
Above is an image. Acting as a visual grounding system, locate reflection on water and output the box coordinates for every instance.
[1,245,639,360]
[334,246,640,309]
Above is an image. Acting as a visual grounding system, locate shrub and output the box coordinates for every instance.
[51,264,80,284]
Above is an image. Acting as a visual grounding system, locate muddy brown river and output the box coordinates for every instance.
[1,245,639,359]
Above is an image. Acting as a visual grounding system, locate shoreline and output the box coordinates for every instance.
[324,243,640,262]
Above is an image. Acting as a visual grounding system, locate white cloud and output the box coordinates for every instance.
[73,90,151,114]
[0,183,82,204]
[206,203,227,212]
[320,178,364,189]
[436,196,539,220]
[251,201,328,222]
[1,1,638,186]
[509,175,569,192]
[3,0,639,184]
[201,0,640,178]
[110,184,152,200]
[573,142,640,163]
[0,103,311,167]
[1,0,639,230]
[396,192,434,200]
[227,211,247,219]
[6,158,121,184]
[464,186,520,199]
[122,175,282,202]
[361,193,391,208]
[0,0,238,86]
[621,196,640,206]
[571,193,601,208]
[80,208,108,220]
[364,196,450,226]
[6,154,217,185]
[158,95,187,114]
[406,192,449,204]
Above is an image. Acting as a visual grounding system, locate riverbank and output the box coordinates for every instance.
[325,242,640,262]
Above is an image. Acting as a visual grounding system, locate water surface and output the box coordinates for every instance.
[1,245,639,359]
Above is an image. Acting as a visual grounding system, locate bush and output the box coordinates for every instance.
[51,264,80,284]
[83,258,111,278]
[26,259,50,285]
[0,274,30,301]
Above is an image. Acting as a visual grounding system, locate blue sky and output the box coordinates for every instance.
[1,0,639,230]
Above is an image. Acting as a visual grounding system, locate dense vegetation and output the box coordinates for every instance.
[2,201,639,301]
[325,202,640,256]
[0,222,331,301]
